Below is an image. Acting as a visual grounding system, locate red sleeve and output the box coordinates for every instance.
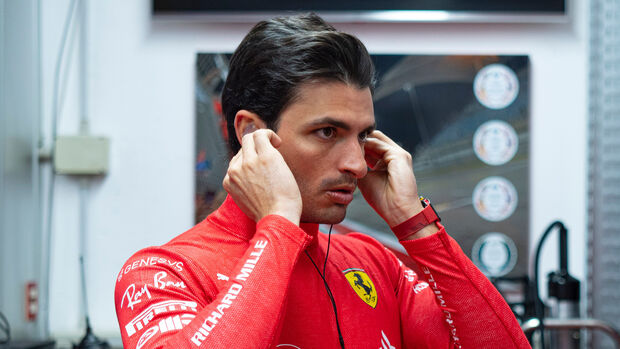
[114,215,312,349]
[394,223,531,349]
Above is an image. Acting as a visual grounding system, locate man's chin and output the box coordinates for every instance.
[300,206,347,225]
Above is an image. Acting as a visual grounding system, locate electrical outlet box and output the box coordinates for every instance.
[53,135,109,175]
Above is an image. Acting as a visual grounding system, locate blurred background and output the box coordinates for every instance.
[1,0,618,348]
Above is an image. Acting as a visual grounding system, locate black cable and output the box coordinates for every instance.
[531,220,565,349]
[305,253,344,349]
[323,224,333,277]
[0,311,10,345]
[305,225,345,349]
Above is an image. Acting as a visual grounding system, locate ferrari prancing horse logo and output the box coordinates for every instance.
[343,268,377,308]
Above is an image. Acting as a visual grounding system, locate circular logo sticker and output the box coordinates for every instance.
[473,120,519,166]
[472,176,518,222]
[472,232,517,277]
[474,64,519,110]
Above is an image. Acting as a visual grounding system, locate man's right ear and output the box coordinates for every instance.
[233,110,267,146]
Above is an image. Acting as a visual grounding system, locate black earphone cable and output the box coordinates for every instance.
[323,223,332,276]
[305,224,345,349]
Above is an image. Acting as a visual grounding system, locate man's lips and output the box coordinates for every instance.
[326,186,356,205]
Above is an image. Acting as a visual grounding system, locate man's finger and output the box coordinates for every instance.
[366,157,387,171]
[222,173,231,192]
[364,136,390,158]
[370,130,400,148]
[264,129,282,148]
[254,129,280,153]
[241,132,257,161]
[364,137,390,169]
[229,150,242,167]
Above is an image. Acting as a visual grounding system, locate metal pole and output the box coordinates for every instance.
[522,318,620,349]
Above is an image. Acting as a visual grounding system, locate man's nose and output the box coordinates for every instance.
[339,139,368,179]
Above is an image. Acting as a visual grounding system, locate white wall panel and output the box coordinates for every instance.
[0,0,43,340]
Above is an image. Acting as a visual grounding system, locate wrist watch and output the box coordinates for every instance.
[416,195,441,226]
[392,196,441,240]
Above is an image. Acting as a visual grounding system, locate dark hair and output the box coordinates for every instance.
[221,13,376,153]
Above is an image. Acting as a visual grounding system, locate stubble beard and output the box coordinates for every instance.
[298,187,350,224]
[293,172,357,225]
[299,204,348,224]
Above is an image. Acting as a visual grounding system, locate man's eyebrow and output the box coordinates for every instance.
[308,117,376,133]
[307,117,351,130]
[364,123,377,134]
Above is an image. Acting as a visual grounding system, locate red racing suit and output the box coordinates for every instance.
[114,196,530,348]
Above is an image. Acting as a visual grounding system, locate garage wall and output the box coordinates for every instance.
[38,0,588,344]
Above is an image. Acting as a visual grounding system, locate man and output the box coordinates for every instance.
[115,13,530,348]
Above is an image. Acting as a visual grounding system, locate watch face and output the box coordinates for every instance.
[420,197,430,208]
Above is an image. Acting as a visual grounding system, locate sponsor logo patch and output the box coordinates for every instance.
[379,330,396,349]
[343,268,377,308]
[404,269,416,282]
[136,314,196,349]
[121,284,151,311]
[153,271,186,290]
[125,300,198,337]
[413,281,429,294]
[118,257,183,283]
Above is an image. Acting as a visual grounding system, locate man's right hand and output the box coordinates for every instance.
[223,129,302,225]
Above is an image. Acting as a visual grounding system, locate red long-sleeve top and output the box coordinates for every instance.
[114,196,530,348]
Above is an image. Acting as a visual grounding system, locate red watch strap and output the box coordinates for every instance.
[391,204,440,241]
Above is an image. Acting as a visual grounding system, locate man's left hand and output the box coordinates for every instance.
[358,130,424,227]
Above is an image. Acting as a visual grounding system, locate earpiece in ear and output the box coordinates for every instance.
[243,123,256,136]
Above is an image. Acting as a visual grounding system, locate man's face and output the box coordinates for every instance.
[275,81,376,224]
